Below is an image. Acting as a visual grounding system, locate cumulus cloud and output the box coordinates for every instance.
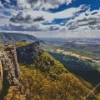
[1,4,92,32]
[7,5,84,32]
[5,0,11,3]
[10,5,83,24]
[66,10,100,30]
[33,16,45,22]
[17,0,73,10]
[10,12,33,23]
[10,11,45,23]
[0,23,44,31]
[0,1,3,8]
[1,0,100,33]
[0,20,60,31]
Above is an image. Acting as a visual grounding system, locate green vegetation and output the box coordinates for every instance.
[0,40,4,50]
[97,94,100,100]
[49,52,100,71]
[1,41,100,99]
[41,41,100,60]
[19,66,97,100]
[19,52,98,100]
[49,52,100,87]
[16,41,29,47]
[32,52,67,75]
[62,45,100,61]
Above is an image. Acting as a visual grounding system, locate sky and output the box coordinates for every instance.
[0,0,100,38]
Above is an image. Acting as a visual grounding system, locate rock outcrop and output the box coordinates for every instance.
[0,41,43,99]
[1,43,21,86]
[0,43,26,100]
[17,41,43,64]
[0,60,3,93]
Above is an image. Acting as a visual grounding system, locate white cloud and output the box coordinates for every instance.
[0,18,10,26]
[1,0,100,34]
[0,15,67,32]
[0,1,3,8]
[10,5,83,24]
[28,30,100,38]
[6,5,83,32]
[0,5,90,32]
[66,9,100,30]
[5,0,11,3]
[17,0,73,10]
[17,0,31,9]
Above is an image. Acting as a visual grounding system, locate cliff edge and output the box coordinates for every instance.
[0,43,25,100]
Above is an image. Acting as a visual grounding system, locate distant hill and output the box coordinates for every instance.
[0,32,39,43]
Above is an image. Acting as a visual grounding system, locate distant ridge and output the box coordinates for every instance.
[0,32,39,43]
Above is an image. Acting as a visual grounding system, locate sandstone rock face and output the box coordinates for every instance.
[0,43,26,100]
[0,60,3,93]
[4,44,21,78]
[0,42,42,99]
[0,44,21,86]
[17,41,43,64]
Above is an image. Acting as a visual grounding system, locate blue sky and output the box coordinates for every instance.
[0,0,100,38]
[49,0,100,12]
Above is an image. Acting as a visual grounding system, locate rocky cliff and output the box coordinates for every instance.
[17,41,43,64]
[0,41,43,100]
[0,42,98,100]
[0,60,3,93]
[0,43,26,100]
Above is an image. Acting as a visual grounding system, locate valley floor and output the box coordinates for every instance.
[55,49,100,63]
